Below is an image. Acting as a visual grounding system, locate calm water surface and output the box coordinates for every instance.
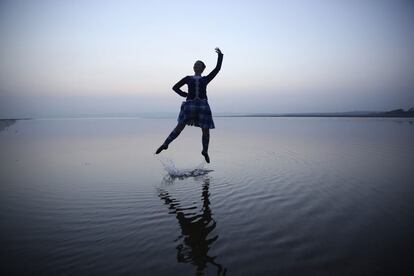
[1,117,414,275]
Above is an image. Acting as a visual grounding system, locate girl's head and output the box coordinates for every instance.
[193,60,206,75]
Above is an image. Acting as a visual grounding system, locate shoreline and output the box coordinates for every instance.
[216,113,414,118]
[1,111,413,121]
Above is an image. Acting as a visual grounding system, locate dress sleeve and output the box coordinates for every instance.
[172,76,189,98]
[205,53,223,83]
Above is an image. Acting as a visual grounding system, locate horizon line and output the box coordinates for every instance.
[1,108,413,120]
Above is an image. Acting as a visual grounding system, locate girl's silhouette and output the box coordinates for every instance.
[155,48,224,163]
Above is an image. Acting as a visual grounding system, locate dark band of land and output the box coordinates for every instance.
[216,108,414,118]
[1,108,413,121]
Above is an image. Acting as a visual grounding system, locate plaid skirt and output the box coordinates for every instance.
[177,99,215,129]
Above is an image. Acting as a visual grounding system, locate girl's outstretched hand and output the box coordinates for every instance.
[215,47,223,55]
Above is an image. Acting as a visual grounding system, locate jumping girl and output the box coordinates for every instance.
[155,48,224,163]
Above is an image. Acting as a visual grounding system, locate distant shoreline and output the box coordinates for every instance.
[216,113,414,118]
[1,109,413,120]
[1,115,414,120]
[220,109,414,118]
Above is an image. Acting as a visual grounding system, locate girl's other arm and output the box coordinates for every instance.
[172,76,188,97]
[205,48,223,83]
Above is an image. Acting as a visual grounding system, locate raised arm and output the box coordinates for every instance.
[205,48,223,83]
[172,76,188,98]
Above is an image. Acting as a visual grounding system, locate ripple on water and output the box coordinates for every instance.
[2,117,414,275]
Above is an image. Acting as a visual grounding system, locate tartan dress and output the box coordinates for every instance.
[172,53,223,129]
[178,99,215,129]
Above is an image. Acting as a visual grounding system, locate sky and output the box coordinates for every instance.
[0,0,413,118]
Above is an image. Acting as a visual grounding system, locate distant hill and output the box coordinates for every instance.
[384,108,414,117]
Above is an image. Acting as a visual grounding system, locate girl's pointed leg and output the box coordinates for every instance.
[155,123,186,154]
[201,128,210,163]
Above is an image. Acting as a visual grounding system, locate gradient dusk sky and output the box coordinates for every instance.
[0,0,413,118]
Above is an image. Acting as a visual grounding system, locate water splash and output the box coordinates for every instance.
[158,156,213,178]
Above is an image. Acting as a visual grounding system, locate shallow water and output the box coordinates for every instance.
[1,117,414,275]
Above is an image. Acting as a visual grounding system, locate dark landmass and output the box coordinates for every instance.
[216,108,414,118]
[0,118,32,121]
[0,119,17,132]
[0,118,31,132]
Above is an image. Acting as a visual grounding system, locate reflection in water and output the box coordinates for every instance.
[159,177,226,275]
